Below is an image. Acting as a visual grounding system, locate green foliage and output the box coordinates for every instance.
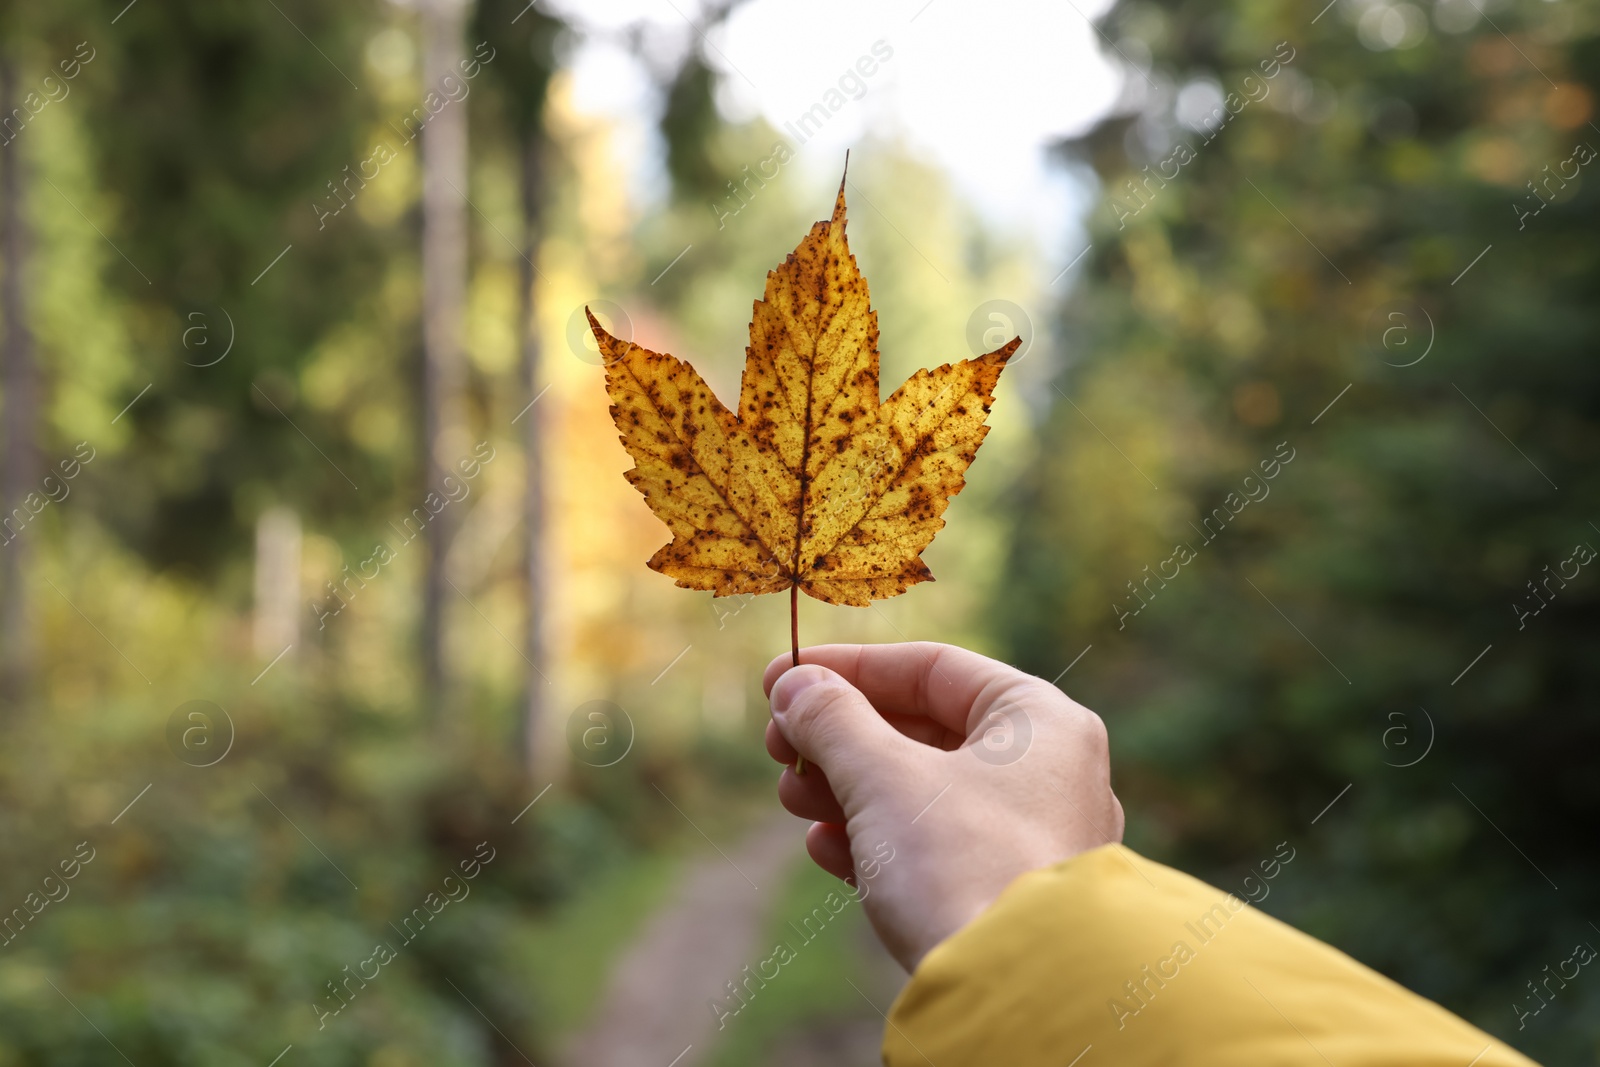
[69,1,406,578]
[1,695,539,1064]
[6,0,1587,1060]
[513,846,683,1037]
[997,1,1600,1060]
[471,0,560,137]
[0,664,778,1064]
[705,858,877,1067]
[0,7,780,1062]
[660,53,726,202]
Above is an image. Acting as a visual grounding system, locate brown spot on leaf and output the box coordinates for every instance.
[595,166,1010,607]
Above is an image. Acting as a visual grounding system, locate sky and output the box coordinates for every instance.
[546,0,1126,264]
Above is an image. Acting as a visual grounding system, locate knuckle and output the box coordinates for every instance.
[1050,687,1104,738]
[1024,678,1091,724]
[1041,688,1110,758]
[1077,707,1110,752]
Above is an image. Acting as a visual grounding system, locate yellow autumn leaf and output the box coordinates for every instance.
[588,169,1017,613]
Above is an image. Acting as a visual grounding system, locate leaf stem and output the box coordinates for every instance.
[791,583,806,775]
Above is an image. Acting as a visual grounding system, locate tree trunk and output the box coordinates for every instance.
[0,55,38,706]
[252,506,302,662]
[419,0,471,707]
[517,131,548,771]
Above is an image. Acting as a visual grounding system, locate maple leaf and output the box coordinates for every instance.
[588,170,1018,613]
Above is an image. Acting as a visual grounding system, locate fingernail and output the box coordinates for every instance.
[771,666,825,715]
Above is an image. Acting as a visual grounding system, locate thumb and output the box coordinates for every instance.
[770,665,918,810]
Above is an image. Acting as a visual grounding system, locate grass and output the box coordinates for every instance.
[515,847,685,1040]
[704,857,878,1067]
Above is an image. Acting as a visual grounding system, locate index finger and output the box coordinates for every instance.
[762,642,1048,736]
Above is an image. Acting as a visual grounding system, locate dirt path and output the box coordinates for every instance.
[562,809,804,1067]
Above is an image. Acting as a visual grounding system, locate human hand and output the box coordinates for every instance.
[764,643,1123,972]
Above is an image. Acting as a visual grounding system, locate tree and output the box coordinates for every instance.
[0,50,38,703]
[419,0,473,704]
[71,0,401,583]
[472,0,560,768]
[999,1,1599,1059]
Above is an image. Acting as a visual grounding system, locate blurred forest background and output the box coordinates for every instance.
[0,0,1594,1064]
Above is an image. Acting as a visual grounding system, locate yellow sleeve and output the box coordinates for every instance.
[884,844,1540,1067]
